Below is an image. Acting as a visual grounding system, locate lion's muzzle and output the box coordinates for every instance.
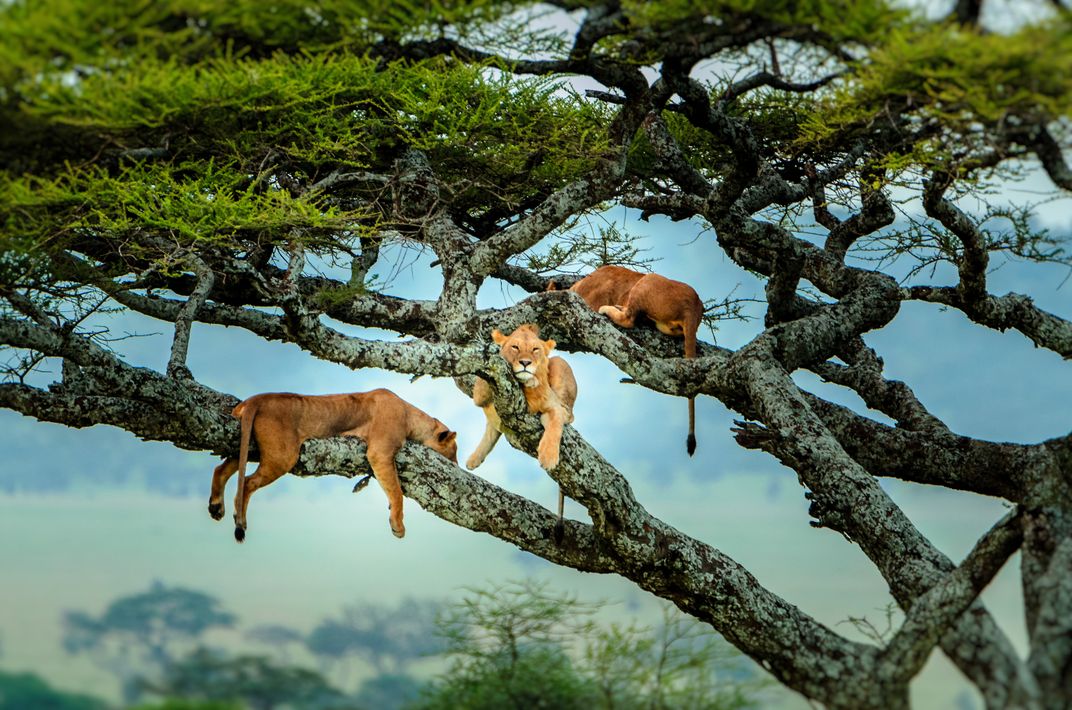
[513,363,537,383]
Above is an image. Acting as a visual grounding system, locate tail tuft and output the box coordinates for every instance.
[686,433,696,456]
[234,526,246,543]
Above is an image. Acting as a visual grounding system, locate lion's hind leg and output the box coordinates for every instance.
[232,458,292,542]
[209,458,239,521]
[233,428,298,543]
[597,304,637,328]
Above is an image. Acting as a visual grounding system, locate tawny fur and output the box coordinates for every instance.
[209,389,457,542]
[467,324,578,473]
[567,265,702,455]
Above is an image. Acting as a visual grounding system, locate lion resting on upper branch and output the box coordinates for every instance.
[565,265,702,455]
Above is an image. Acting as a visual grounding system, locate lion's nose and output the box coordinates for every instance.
[519,359,532,367]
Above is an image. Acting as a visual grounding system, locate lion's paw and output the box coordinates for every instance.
[537,445,559,471]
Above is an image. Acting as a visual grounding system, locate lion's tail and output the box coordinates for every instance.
[233,400,257,542]
[684,306,699,456]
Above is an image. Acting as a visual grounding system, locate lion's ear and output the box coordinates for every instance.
[438,429,457,444]
[544,338,556,352]
[491,329,507,345]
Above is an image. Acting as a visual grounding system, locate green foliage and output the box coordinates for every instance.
[620,0,911,46]
[140,647,354,710]
[412,580,767,710]
[414,644,598,710]
[0,669,108,710]
[0,0,609,287]
[414,580,600,708]
[3,162,353,257]
[0,0,609,265]
[6,51,605,177]
[582,607,765,710]
[130,700,243,710]
[798,17,1072,174]
[0,0,517,80]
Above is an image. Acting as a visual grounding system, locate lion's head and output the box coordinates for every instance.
[427,424,458,463]
[491,324,556,387]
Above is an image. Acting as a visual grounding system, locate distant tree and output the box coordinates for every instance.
[307,598,445,678]
[412,581,763,710]
[62,582,236,701]
[582,606,768,710]
[415,643,597,710]
[351,673,426,710]
[0,669,107,710]
[140,647,354,710]
[129,700,241,710]
[244,624,306,664]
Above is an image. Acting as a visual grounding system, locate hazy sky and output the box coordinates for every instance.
[2,179,1070,710]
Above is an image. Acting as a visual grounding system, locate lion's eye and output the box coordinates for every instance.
[532,347,539,353]
[511,345,520,351]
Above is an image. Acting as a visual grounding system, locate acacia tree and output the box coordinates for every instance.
[62,582,236,701]
[2,1,1071,708]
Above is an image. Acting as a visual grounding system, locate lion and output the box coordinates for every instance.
[466,324,577,528]
[208,389,458,542]
[564,265,702,455]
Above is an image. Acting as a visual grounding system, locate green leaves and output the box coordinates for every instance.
[0,0,517,77]
[1,43,607,255]
[797,17,1072,173]
[621,0,911,46]
[1,160,355,266]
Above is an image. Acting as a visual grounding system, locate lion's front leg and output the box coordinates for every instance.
[367,444,406,539]
[466,405,502,470]
[537,408,566,471]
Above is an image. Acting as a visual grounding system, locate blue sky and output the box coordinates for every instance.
[1,189,1069,708]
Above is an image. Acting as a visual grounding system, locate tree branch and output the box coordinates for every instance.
[906,286,1072,359]
[166,255,215,379]
[880,508,1023,683]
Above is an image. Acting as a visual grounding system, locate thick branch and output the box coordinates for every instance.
[726,342,1033,707]
[1031,125,1072,191]
[906,286,1072,359]
[881,508,1023,683]
[810,338,949,433]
